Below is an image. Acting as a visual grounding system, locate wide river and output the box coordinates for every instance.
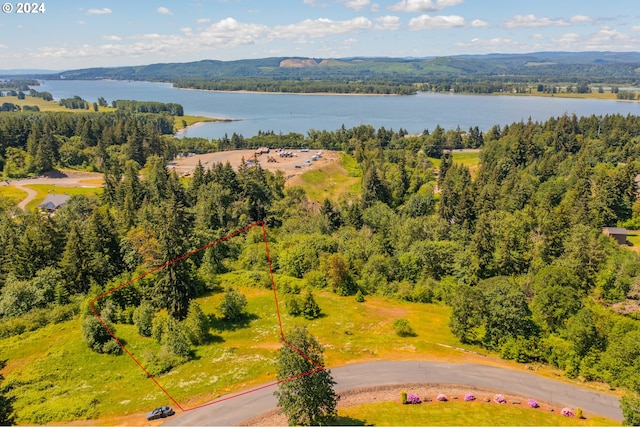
[38,80,640,139]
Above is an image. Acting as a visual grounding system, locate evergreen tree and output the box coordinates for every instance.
[0,359,15,425]
[59,223,90,294]
[184,301,209,345]
[274,326,338,426]
[301,289,322,320]
[219,287,247,321]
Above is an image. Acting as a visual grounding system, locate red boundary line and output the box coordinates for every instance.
[89,221,325,412]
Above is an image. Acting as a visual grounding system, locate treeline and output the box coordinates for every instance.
[173,78,417,95]
[0,111,175,176]
[112,100,184,116]
[58,96,90,110]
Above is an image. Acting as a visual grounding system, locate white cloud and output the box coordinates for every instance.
[553,32,581,45]
[273,17,372,40]
[157,7,172,15]
[87,8,111,15]
[371,3,380,13]
[103,35,122,41]
[409,14,465,30]
[586,26,635,49]
[374,15,401,30]
[632,25,640,32]
[342,0,370,11]
[570,15,594,23]
[0,44,7,49]
[532,33,544,40]
[78,20,85,25]
[196,18,210,24]
[471,19,489,28]
[455,37,516,50]
[504,14,569,29]
[388,0,463,13]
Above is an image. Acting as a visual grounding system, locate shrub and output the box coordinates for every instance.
[355,290,365,303]
[81,315,121,354]
[561,407,574,417]
[219,287,248,321]
[393,318,416,337]
[464,393,475,401]
[407,393,421,404]
[183,301,209,345]
[437,394,447,402]
[151,315,168,343]
[286,296,302,316]
[576,407,583,419]
[301,290,322,320]
[494,394,506,404]
[401,390,407,404]
[133,302,154,337]
[528,398,539,408]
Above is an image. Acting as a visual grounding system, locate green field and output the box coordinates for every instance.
[0,185,28,204]
[293,153,362,202]
[22,184,103,210]
[0,270,493,424]
[336,401,618,426]
[1,95,116,112]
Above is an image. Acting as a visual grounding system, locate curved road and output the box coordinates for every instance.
[165,361,622,426]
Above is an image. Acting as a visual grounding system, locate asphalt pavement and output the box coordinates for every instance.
[163,360,622,426]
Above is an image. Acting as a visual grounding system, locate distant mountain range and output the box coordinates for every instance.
[3,51,640,84]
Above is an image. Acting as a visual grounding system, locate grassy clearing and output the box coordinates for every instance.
[293,153,361,202]
[336,401,618,426]
[0,185,28,204]
[173,115,230,133]
[0,269,485,424]
[23,184,103,209]
[1,96,116,113]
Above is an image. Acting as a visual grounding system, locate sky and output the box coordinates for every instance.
[0,0,639,70]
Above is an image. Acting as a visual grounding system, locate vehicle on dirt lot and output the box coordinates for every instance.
[146,406,175,420]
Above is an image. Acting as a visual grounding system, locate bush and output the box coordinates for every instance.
[184,301,209,345]
[152,315,168,343]
[355,290,365,303]
[81,315,121,354]
[464,393,475,401]
[437,394,447,402]
[407,393,421,404]
[393,318,416,337]
[494,394,506,404]
[133,302,154,337]
[576,407,583,419]
[528,398,539,408]
[286,296,302,316]
[219,287,248,321]
[163,317,191,358]
[561,407,574,417]
[401,390,407,404]
[301,290,321,320]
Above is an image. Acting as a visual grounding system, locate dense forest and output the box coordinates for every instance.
[8,52,640,95]
[2,108,640,423]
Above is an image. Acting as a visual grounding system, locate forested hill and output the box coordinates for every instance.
[17,51,640,95]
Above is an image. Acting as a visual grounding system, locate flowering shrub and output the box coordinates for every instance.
[528,399,539,408]
[494,394,507,404]
[437,394,447,402]
[464,393,475,401]
[407,393,421,404]
[561,407,574,417]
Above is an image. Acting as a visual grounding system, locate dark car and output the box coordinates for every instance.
[146,406,175,421]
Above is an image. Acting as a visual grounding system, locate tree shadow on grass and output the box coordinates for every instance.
[209,313,259,332]
[326,415,367,426]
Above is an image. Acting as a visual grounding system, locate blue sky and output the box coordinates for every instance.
[1,0,639,70]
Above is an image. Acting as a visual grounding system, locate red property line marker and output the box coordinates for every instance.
[89,221,326,413]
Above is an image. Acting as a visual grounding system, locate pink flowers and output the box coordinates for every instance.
[437,393,447,401]
[528,398,539,408]
[406,393,421,404]
[494,394,507,404]
[464,393,475,401]
[561,407,574,417]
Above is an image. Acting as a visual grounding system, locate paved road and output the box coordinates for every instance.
[164,361,622,426]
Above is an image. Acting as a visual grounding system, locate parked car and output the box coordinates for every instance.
[146,406,175,421]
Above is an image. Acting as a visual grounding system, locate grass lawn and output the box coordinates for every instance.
[0,185,28,204]
[293,153,361,202]
[336,401,618,426]
[24,184,103,209]
[172,115,228,133]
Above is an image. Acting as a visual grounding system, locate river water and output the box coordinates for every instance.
[38,80,640,139]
